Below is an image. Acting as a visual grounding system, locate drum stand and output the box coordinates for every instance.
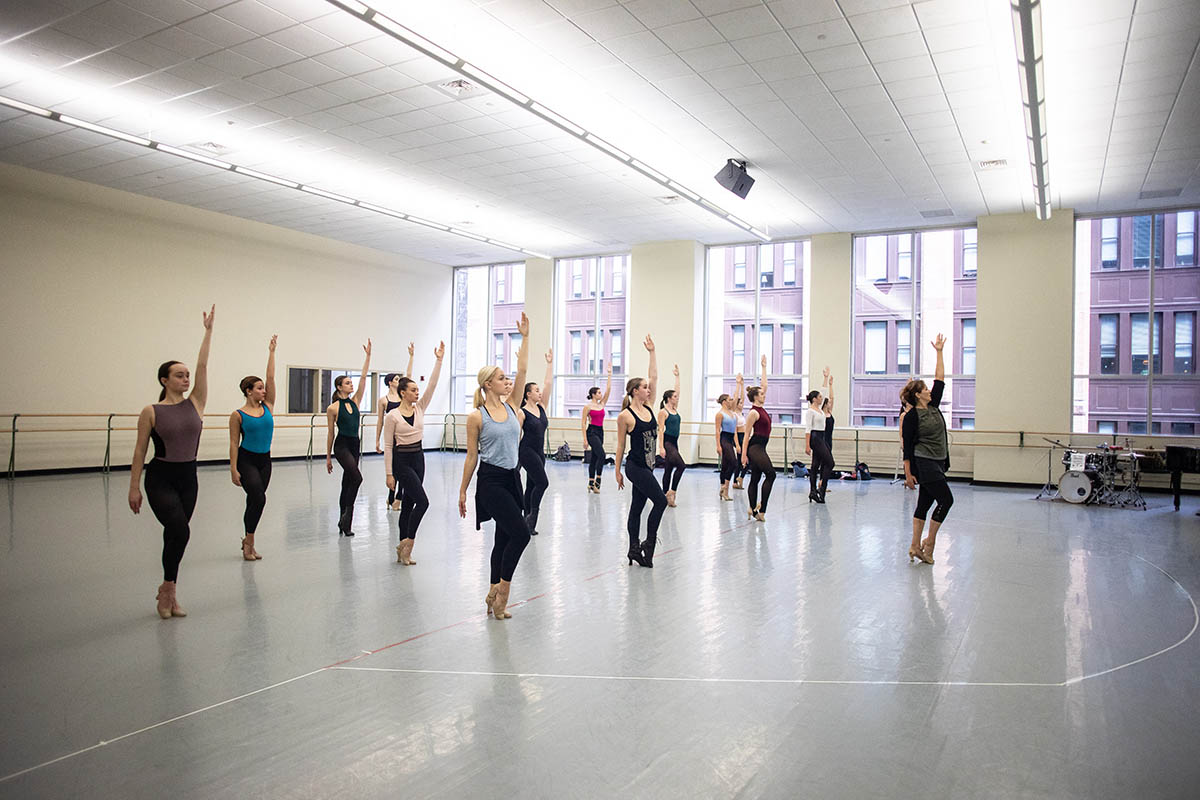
[1034,440,1061,501]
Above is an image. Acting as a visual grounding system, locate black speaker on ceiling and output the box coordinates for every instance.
[714,159,754,199]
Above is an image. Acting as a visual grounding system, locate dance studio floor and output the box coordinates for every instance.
[1,453,1198,799]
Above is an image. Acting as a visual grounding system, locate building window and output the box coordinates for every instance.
[1099,314,1119,374]
[962,318,976,375]
[586,330,596,373]
[759,324,774,371]
[959,418,975,430]
[508,333,521,372]
[1178,212,1196,267]
[571,261,583,298]
[452,262,525,412]
[570,331,581,373]
[1128,421,1161,435]
[494,333,505,367]
[898,234,912,281]
[611,329,623,373]
[612,259,624,296]
[962,229,976,276]
[783,241,797,286]
[780,414,793,424]
[1101,218,1119,268]
[732,325,745,372]
[865,236,887,282]
[1131,312,1162,374]
[734,246,746,289]
[512,265,525,302]
[781,324,795,373]
[863,416,886,427]
[1172,422,1196,435]
[1097,421,1116,434]
[555,255,630,416]
[896,320,911,374]
[1132,215,1163,269]
[760,254,774,288]
[495,270,506,303]
[1176,312,1195,374]
[864,321,887,374]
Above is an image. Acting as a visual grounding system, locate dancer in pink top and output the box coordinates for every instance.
[580,362,612,494]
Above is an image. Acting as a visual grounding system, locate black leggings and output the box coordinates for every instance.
[625,462,667,551]
[237,448,272,534]
[660,434,685,492]
[915,480,954,523]
[719,431,738,483]
[809,435,833,495]
[145,459,198,583]
[586,424,605,479]
[333,435,363,531]
[478,463,531,583]
[736,432,750,479]
[746,435,775,513]
[520,446,548,528]
[391,447,428,541]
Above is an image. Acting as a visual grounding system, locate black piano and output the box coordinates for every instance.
[1166,446,1200,512]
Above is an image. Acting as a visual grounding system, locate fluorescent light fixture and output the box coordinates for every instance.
[0,94,52,118]
[726,214,753,230]
[529,102,585,137]
[584,134,631,162]
[358,201,407,219]
[521,249,551,259]
[362,8,461,67]
[459,62,531,106]
[58,114,151,146]
[301,184,355,204]
[666,182,701,202]
[233,165,299,188]
[631,160,668,184]
[749,228,771,241]
[154,143,232,170]
[1011,0,1051,220]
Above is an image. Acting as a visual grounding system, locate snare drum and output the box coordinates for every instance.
[1060,470,1099,504]
[1061,450,1107,472]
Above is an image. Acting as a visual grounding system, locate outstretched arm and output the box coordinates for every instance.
[600,362,613,406]
[645,335,657,401]
[735,373,744,406]
[672,364,681,404]
[512,313,530,402]
[761,355,768,399]
[189,305,215,413]
[352,339,371,408]
[541,349,553,408]
[932,334,945,382]
[418,341,445,412]
[405,341,414,378]
[822,366,833,407]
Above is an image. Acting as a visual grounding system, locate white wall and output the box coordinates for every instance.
[0,163,452,471]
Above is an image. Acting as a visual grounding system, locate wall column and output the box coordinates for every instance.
[807,233,853,423]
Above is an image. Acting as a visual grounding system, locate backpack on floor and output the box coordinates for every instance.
[856,461,873,480]
[552,442,571,461]
[791,461,809,478]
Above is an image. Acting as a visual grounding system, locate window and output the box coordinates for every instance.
[962,318,976,375]
[1172,422,1196,435]
[1101,218,1119,268]
[863,416,886,427]
[1097,421,1116,434]
[554,255,630,416]
[896,320,911,374]
[781,324,795,373]
[705,241,809,423]
[1132,215,1163,269]
[962,229,977,275]
[452,263,525,412]
[287,367,318,414]
[864,322,887,374]
[1128,421,1162,434]
[508,333,521,372]
[960,418,975,430]
[1099,314,1119,374]
[1176,312,1194,373]
[898,234,912,281]
[865,236,887,282]
[780,414,793,424]
[1131,312,1162,374]
[1178,212,1196,267]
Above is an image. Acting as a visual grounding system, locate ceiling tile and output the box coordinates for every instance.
[654,18,724,50]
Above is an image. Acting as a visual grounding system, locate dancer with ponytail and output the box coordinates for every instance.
[459,313,532,620]
[581,363,613,493]
[326,340,372,536]
[713,374,743,501]
[375,341,414,510]
[740,355,775,522]
[383,342,443,565]
[614,335,663,567]
[229,334,276,561]
[902,334,952,565]
[657,364,685,507]
[128,305,214,619]
[519,348,554,535]
[805,373,834,504]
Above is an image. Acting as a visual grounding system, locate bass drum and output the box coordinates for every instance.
[1060,470,1099,504]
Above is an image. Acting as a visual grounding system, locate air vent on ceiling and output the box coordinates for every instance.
[596,239,621,246]
[457,252,483,259]
[1139,188,1182,200]
[654,195,684,205]
[436,79,483,98]
[920,208,955,219]
[977,159,1008,170]
[185,141,232,154]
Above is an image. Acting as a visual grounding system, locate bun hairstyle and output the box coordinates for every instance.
[397,377,416,394]
[239,375,263,397]
[805,390,821,404]
[717,393,730,406]
[821,396,831,412]
[385,372,401,387]
[157,361,183,401]
[900,379,926,408]
[747,386,762,403]
[621,377,644,410]
[587,386,601,401]
[473,366,503,408]
[660,389,676,409]
[522,381,537,406]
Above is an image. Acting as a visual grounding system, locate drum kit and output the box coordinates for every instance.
[1038,438,1147,509]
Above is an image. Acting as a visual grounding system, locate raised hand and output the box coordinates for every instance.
[822,366,830,381]
[644,334,654,352]
[517,312,529,336]
[932,333,945,351]
[606,362,613,375]
[408,341,415,356]
[364,338,372,356]
[202,304,215,329]
[673,364,679,377]
[269,334,277,352]
[761,354,767,369]
[545,349,553,363]
[434,341,445,359]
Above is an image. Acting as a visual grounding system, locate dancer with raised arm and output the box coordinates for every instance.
[519,348,554,535]
[733,397,749,490]
[326,340,372,536]
[902,334,952,565]
[229,334,276,561]
[614,336,663,567]
[657,364,685,507]
[740,355,775,522]
[581,363,613,493]
[459,313,532,620]
[821,366,835,453]
[383,342,443,564]
[713,374,743,502]
[129,305,214,619]
[376,341,414,510]
[805,378,833,504]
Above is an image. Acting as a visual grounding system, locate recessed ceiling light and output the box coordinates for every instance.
[654,195,683,205]
[920,208,955,218]
[1138,188,1182,200]
[977,159,1009,170]
[436,79,483,98]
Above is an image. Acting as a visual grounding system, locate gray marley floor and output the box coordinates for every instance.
[1,453,1199,799]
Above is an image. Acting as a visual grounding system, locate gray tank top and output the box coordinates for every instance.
[151,398,202,462]
[479,402,520,469]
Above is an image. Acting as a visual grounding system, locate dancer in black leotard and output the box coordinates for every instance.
[229,335,276,561]
[805,386,833,504]
[614,335,663,567]
[740,355,775,522]
[376,341,414,510]
[902,334,952,565]
[129,304,214,620]
[519,348,554,535]
[325,340,372,536]
[656,364,685,507]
